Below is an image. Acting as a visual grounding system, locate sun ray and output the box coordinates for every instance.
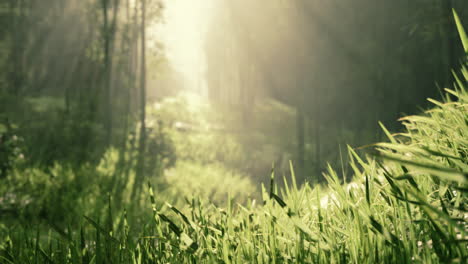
[152,0,214,94]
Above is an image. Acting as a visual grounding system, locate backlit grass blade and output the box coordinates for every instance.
[454,9,468,53]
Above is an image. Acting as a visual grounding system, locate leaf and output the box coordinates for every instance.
[379,153,467,184]
[83,215,120,244]
[38,246,55,264]
[403,187,468,237]
[158,213,182,236]
[166,202,197,230]
[369,217,400,246]
[444,88,460,98]
[289,160,298,191]
[453,9,468,53]
[270,193,287,208]
[180,233,198,251]
[379,122,397,144]
[291,217,318,243]
[393,174,420,190]
[421,146,464,161]
[148,182,158,214]
[365,174,370,205]
[270,163,275,197]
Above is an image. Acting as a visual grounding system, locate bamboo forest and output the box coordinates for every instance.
[0,0,467,263]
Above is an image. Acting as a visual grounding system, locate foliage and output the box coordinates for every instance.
[1,54,467,263]
[149,93,247,170]
[163,161,256,206]
[0,0,166,168]
[0,119,23,179]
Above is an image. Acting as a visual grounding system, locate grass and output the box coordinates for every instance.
[0,10,467,264]
[1,81,467,264]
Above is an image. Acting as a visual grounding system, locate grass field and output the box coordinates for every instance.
[1,79,467,264]
[0,10,467,264]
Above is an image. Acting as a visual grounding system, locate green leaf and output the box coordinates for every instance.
[38,246,55,264]
[365,174,370,205]
[453,9,468,53]
[270,193,287,208]
[83,215,120,244]
[158,213,182,236]
[291,217,318,243]
[380,153,467,184]
[166,203,198,230]
[369,217,400,246]
[379,122,397,144]
[180,233,198,251]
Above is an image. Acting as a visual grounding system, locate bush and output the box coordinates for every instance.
[0,122,24,178]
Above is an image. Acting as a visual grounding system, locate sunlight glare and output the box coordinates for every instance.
[157,0,215,94]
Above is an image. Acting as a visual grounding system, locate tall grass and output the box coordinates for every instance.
[1,11,467,264]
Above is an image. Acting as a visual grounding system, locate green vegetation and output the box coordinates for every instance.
[1,0,468,263]
[1,77,467,263]
[2,41,467,264]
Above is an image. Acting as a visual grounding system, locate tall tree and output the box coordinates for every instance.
[296,106,305,177]
[102,0,121,145]
[8,0,24,96]
[133,0,147,199]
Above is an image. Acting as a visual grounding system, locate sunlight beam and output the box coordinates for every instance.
[154,0,215,94]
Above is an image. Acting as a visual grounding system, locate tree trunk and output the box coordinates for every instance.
[9,0,24,96]
[314,98,321,183]
[121,0,133,152]
[296,106,305,179]
[101,0,121,146]
[133,0,148,199]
